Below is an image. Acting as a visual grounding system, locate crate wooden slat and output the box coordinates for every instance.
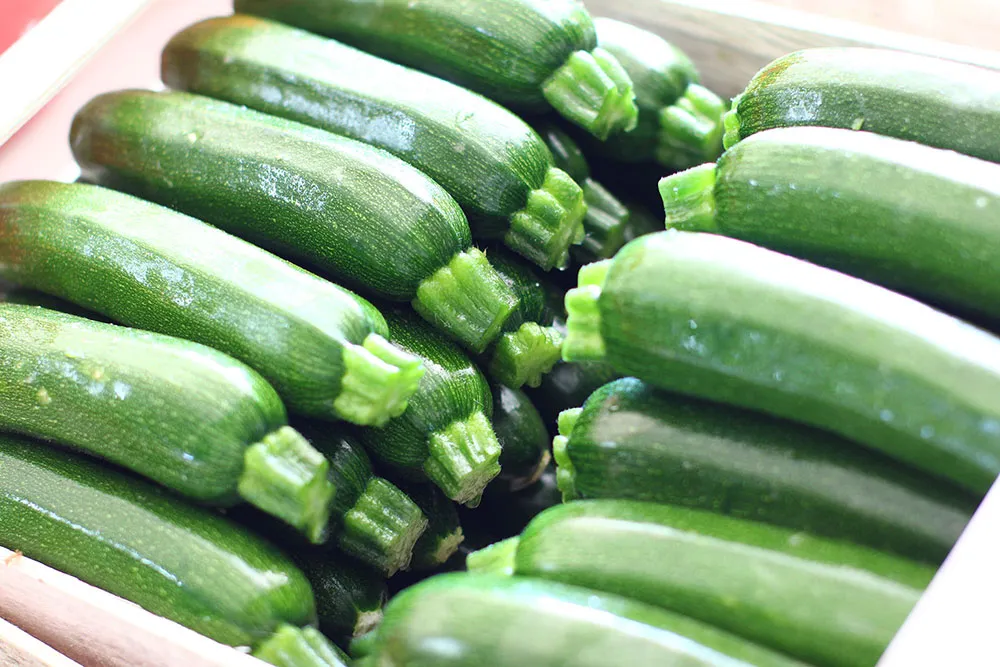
[0,617,81,667]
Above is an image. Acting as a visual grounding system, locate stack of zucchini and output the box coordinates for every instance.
[0,0,997,665]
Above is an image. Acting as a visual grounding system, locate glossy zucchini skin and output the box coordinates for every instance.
[0,181,422,427]
[0,433,316,649]
[663,127,1000,320]
[564,231,1000,495]
[516,500,934,667]
[292,551,387,641]
[557,377,976,563]
[365,573,807,667]
[491,384,551,491]
[162,16,586,272]
[725,47,1000,162]
[70,89,518,354]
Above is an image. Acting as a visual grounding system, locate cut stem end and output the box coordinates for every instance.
[657,84,727,168]
[423,411,502,505]
[337,477,429,577]
[563,261,611,362]
[506,167,587,271]
[253,625,349,667]
[487,322,564,389]
[335,334,425,427]
[542,48,639,140]
[658,163,719,232]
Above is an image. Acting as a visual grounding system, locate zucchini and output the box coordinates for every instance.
[70,90,518,354]
[0,433,338,658]
[478,465,562,538]
[233,0,638,140]
[389,479,464,570]
[515,500,934,667]
[162,16,586,271]
[555,377,976,563]
[595,18,726,167]
[564,231,1000,495]
[724,47,1000,162]
[0,303,334,542]
[528,360,621,428]
[0,181,422,427]
[662,127,1000,320]
[1,286,107,320]
[291,551,387,641]
[359,307,501,505]
[363,573,807,666]
[491,383,551,491]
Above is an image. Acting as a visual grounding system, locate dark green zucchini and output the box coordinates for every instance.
[556,377,976,562]
[389,479,464,570]
[359,308,501,505]
[527,360,621,428]
[0,180,422,427]
[233,0,638,140]
[564,231,1000,495]
[70,90,519,354]
[477,465,562,539]
[661,127,1000,320]
[162,16,587,271]
[362,573,808,666]
[491,383,550,491]
[724,47,1000,162]
[516,500,934,667]
[290,551,387,641]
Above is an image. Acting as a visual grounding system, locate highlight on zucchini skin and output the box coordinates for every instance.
[233,0,639,140]
[491,383,551,492]
[0,180,422,428]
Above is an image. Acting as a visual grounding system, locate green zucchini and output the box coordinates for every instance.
[528,360,621,428]
[515,500,934,667]
[724,47,1000,161]
[359,307,501,505]
[0,181,422,427]
[162,16,586,271]
[291,551,387,641]
[491,383,551,491]
[0,433,339,659]
[253,626,350,667]
[70,90,518,354]
[595,17,726,167]
[233,0,638,140]
[478,465,562,539]
[389,479,464,570]
[0,303,335,542]
[1,286,107,320]
[556,377,975,562]
[363,573,807,666]
[564,230,1000,495]
[662,127,1000,319]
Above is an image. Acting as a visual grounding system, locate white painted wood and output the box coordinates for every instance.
[0,617,80,667]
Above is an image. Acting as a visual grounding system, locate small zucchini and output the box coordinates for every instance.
[564,231,1000,495]
[389,479,464,570]
[491,383,551,491]
[724,47,1000,162]
[162,16,586,271]
[662,127,1000,320]
[0,181,422,427]
[595,17,726,167]
[0,303,334,543]
[515,500,934,667]
[359,307,501,505]
[233,0,638,140]
[362,573,807,666]
[556,377,976,563]
[70,90,519,354]
[291,551,388,641]
[0,433,343,662]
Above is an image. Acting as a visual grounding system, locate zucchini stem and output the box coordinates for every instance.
[553,407,583,501]
[413,248,519,353]
[423,411,502,506]
[657,84,727,167]
[239,427,335,544]
[658,163,719,232]
[563,261,611,362]
[506,167,587,271]
[575,178,630,261]
[487,322,564,389]
[335,334,425,427]
[253,624,350,667]
[413,526,465,569]
[465,536,520,576]
[722,93,745,150]
[337,477,429,577]
[542,48,639,140]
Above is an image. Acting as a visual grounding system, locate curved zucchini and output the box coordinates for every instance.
[516,501,934,667]
[491,384,551,491]
[360,308,501,505]
[70,90,518,354]
[0,181,422,427]
[564,231,1000,495]
[363,573,807,666]
[556,377,975,562]
[724,47,1000,161]
[162,16,586,271]
[595,18,725,167]
[292,551,387,641]
[389,479,464,569]
[663,127,1000,320]
[233,0,638,140]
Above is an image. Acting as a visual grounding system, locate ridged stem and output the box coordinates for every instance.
[563,260,611,362]
[413,248,519,353]
[253,625,350,667]
[542,48,639,140]
[506,167,587,271]
[239,427,335,545]
[658,163,719,232]
[722,93,745,150]
[465,536,521,576]
[574,178,630,261]
[553,407,583,501]
[337,477,428,577]
[422,411,502,506]
[487,322,564,389]
[335,334,425,427]
[656,84,728,168]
